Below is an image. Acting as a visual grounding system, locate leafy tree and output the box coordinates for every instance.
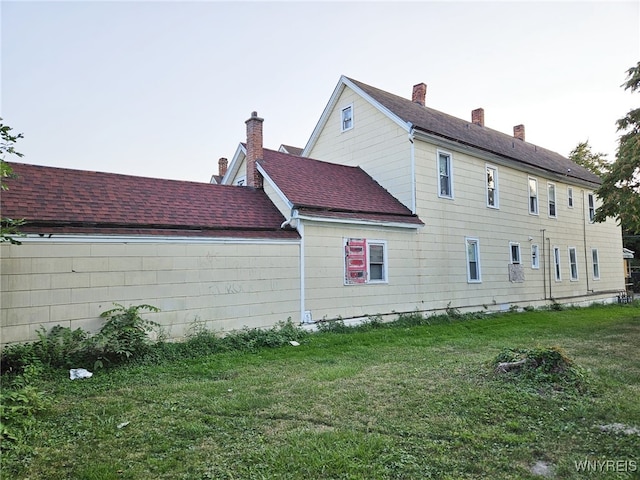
[569,141,609,177]
[593,62,640,233]
[1,119,25,244]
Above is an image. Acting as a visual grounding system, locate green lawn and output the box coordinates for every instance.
[3,304,640,479]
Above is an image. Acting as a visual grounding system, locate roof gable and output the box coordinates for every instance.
[2,162,298,239]
[258,149,423,226]
[306,75,601,186]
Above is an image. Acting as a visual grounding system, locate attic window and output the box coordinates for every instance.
[341,105,353,132]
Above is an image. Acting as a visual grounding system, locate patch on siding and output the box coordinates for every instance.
[509,264,525,283]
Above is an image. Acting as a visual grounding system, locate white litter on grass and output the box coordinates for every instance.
[289,341,300,346]
[117,421,130,429]
[599,423,640,435]
[69,368,93,380]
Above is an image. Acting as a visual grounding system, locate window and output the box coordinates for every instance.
[236,175,246,186]
[592,248,600,280]
[437,151,453,198]
[568,247,578,281]
[568,187,574,208]
[344,238,387,284]
[486,165,498,208]
[341,105,353,132]
[528,177,538,215]
[465,237,481,283]
[531,244,540,269]
[553,247,562,281]
[510,242,521,264]
[548,183,556,218]
[588,193,595,222]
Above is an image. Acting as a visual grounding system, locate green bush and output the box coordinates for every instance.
[90,303,160,368]
[0,364,49,447]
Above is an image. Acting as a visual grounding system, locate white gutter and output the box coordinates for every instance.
[408,124,417,214]
[13,234,300,245]
[293,214,422,229]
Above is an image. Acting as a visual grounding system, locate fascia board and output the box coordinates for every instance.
[413,130,600,189]
[302,76,411,157]
[221,143,247,185]
[257,163,294,210]
[16,234,300,245]
[294,213,422,230]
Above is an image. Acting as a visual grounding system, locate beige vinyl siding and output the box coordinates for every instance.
[413,138,624,306]
[302,223,422,320]
[0,239,300,347]
[307,87,413,210]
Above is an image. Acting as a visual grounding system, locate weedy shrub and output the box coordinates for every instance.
[0,364,49,447]
[218,319,308,352]
[493,346,592,394]
[90,303,160,368]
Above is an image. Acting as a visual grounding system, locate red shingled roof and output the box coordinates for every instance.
[1,162,299,239]
[259,149,423,226]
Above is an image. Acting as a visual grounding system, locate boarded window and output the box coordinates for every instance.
[344,238,387,284]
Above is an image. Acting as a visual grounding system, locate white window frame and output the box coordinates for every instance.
[343,238,387,285]
[531,244,540,269]
[553,246,562,281]
[367,240,387,284]
[588,193,595,223]
[341,104,353,132]
[528,177,539,215]
[568,247,579,281]
[486,164,499,208]
[437,150,454,199]
[567,187,574,208]
[591,248,600,280]
[509,242,521,265]
[465,237,482,283]
[548,182,557,218]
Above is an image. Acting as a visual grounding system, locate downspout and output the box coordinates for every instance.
[282,210,306,324]
[582,190,591,293]
[541,229,547,300]
[547,236,553,301]
[408,124,417,214]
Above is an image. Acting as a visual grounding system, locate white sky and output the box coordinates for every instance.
[2,0,639,183]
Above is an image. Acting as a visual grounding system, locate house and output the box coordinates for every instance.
[0,76,626,347]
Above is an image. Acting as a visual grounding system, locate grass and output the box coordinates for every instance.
[3,303,640,479]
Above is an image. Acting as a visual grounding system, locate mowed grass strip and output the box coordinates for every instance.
[6,304,640,479]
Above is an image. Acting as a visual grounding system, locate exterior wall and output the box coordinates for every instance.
[301,221,423,321]
[0,237,300,347]
[306,86,413,211]
[412,137,625,309]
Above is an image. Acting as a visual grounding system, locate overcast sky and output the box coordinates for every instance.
[2,1,639,183]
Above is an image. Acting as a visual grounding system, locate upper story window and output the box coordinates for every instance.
[588,193,595,222]
[236,175,246,186]
[567,187,574,208]
[531,244,540,269]
[510,242,521,264]
[486,165,498,208]
[344,238,387,285]
[465,237,481,283]
[548,182,557,218]
[341,104,353,132]
[568,247,579,281]
[438,150,453,199]
[528,177,538,215]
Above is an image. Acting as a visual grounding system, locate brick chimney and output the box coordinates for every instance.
[412,83,427,106]
[245,111,264,188]
[471,108,484,126]
[513,124,525,141]
[218,157,228,178]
